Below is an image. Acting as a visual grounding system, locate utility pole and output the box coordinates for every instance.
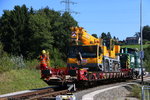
[61,0,79,14]
[140,0,144,85]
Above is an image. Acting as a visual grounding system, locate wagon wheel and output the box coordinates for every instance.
[112,63,115,72]
[114,63,119,72]
[87,74,95,87]
[104,60,109,72]
[88,73,95,81]
[131,70,137,79]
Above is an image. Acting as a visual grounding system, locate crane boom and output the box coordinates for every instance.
[70,27,102,45]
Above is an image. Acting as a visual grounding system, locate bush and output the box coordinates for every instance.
[130,85,141,99]
[146,41,150,44]
[0,42,30,72]
[143,39,148,45]
[49,48,66,68]
[0,43,15,73]
[0,40,66,73]
[10,55,26,69]
[0,55,27,73]
[0,56,14,73]
[144,45,150,71]
[25,59,39,69]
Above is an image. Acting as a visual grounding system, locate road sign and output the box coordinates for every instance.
[139,51,144,59]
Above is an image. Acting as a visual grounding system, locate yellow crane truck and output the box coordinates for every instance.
[41,26,137,86]
[67,27,120,72]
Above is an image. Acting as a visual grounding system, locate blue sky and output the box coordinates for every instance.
[0,0,150,40]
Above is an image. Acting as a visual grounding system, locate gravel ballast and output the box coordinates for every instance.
[94,85,139,100]
[74,82,140,100]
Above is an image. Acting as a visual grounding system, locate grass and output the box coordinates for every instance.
[130,85,141,99]
[121,44,150,49]
[0,48,65,95]
[0,69,48,94]
[145,41,150,44]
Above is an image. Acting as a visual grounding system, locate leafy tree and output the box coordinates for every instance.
[144,46,150,71]
[38,9,78,57]
[101,32,107,39]
[143,25,150,41]
[52,12,78,56]
[30,7,34,14]
[28,13,54,58]
[0,5,78,60]
[116,37,119,41]
[106,32,112,39]
[92,34,98,38]
[113,36,116,40]
[0,5,30,56]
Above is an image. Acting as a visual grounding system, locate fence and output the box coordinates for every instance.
[142,86,150,100]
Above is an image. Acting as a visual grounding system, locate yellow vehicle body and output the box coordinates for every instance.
[70,27,101,45]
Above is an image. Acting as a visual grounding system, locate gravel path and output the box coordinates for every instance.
[94,85,139,100]
[74,82,139,100]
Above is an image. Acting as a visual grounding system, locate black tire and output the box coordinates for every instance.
[104,60,109,72]
[114,63,119,72]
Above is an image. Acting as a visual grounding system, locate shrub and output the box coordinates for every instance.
[25,59,39,69]
[0,42,27,72]
[130,85,141,99]
[0,43,14,73]
[49,48,66,68]
[143,39,148,45]
[0,56,14,73]
[144,45,150,71]
[0,55,27,73]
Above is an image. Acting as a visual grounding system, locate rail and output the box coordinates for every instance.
[1,84,76,100]
[1,77,149,100]
[1,87,69,100]
[7,88,54,99]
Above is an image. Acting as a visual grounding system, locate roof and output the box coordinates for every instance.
[126,37,139,40]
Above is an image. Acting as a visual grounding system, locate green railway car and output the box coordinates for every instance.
[119,48,140,69]
[118,48,141,78]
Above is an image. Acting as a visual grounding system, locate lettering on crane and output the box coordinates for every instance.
[72,33,76,37]
[86,34,90,39]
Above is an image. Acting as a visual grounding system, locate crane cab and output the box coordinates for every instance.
[67,45,103,71]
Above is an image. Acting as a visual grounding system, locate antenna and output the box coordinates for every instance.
[61,0,79,14]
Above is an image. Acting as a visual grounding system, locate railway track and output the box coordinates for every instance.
[1,87,69,100]
[75,76,150,100]
[1,76,149,100]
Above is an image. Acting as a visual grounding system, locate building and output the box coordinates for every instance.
[126,37,140,45]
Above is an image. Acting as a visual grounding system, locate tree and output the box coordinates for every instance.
[116,37,119,41]
[0,5,30,56]
[106,32,112,39]
[144,46,150,71]
[52,12,78,56]
[101,32,107,39]
[28,13,54,58]
[92,34,98,38]
[143,25,150,41]
[113,36,116,40]
[0,5,78,59]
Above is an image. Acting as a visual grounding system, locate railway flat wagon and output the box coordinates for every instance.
[40,27,141,86]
